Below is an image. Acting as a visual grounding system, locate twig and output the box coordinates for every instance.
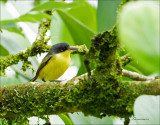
[122,69,155,81]
[71,44,88,56]
[121,54,133,66]
[0,14,52,76]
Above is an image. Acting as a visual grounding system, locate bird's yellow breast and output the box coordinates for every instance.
[38,50,71,81]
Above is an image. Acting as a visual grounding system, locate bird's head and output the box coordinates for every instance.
[49,43,78,54]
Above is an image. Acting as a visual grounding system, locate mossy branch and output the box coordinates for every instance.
[0,72,159,119]
[0,18,51,76]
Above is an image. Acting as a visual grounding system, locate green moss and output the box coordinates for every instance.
[1,78,159,123]
[0,44,51,76]
[71,44,89,56]
[0,14,52,77]
[69,26,128,118]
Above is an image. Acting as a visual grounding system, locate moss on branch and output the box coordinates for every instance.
[0,73,160,120]
[0,17,51,76]
[121,54,133,66]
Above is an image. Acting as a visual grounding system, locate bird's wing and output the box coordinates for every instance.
[30,54,54,82]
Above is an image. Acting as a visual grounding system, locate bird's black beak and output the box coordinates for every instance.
[68,46,79,50]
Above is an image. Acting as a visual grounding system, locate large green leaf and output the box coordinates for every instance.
[56,10,95,47]
[31,1,85,11]
[1,0,7,4]
[1,22,25,37]
[0,13,52,24]
[0,72,21,86]
[69,112,113,125]
[0,44,9,56]
[33,0,41,6]
[134,95,160,124]
[1,33,29,54]
[68,1,97,32]
[50,11,75,45]
[118,1,159,74]
[97,0,121,32]
[58,114,73,125]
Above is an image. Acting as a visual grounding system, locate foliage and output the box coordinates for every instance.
[31,1,85,11]
[0,0,159,124]
[0,45,9,57]
[1,22,25,37]
[118,1,159,75]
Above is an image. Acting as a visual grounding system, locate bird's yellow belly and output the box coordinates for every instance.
[38,54,71,81]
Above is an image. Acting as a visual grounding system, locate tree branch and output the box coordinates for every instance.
[121,54,133,66]
[0,17,51,76]
[0,71,159,119]
[122,69,155,81]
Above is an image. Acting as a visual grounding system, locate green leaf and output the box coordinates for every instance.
[134,95,160,124]
[0,73,21,86]
[1,22,25,37]
[0,13,52,24]
[1,0,7,4]
[31,1,85,11]
[1,33,29,54]
[0,118,7,125]
[56,10,95,47]
[118,1,159,74]
[17,13,52,23]
[97,0,121,32]
[0,44,9,56]
[58,114,73,125]
[69,112,113,125]
[68,1,97,32]
[69,112,91,124]
[33,0,41,6]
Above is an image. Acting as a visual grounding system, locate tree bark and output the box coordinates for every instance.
[0,71,160,119]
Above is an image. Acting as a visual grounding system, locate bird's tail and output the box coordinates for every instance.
[30,76,38,82]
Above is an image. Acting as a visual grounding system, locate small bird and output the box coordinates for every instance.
[30,43,78,82]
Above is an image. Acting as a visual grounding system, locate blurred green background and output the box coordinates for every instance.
[0,0,159,124]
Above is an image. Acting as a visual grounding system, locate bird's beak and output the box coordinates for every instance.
[68,46,79,50]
